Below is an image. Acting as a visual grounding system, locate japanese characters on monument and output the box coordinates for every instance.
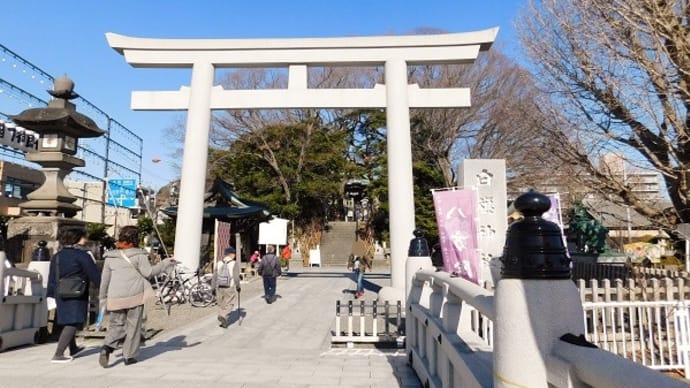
[457,159,507,285]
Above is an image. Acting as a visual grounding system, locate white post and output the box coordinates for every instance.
[0,254,7,297]
[173,62,214,271]
[494,279,585,387]
[385,59,415,296]
[235,232,242,264]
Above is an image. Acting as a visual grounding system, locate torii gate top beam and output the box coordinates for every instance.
[106,29,499,111]
[106,28,498,68]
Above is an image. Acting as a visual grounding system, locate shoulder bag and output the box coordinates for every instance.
[56,252,88,299]
[119,250,156,302]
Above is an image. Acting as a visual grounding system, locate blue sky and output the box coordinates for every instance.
[0,0,524,189]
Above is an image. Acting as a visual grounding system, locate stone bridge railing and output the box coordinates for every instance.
[0,252,48,352]
[406,269,688,387]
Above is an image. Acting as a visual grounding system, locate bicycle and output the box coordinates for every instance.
[157,263,195,306]
[188,267,215,307]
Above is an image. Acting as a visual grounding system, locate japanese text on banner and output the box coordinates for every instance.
[432,189,480,284]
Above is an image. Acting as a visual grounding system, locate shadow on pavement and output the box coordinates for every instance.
[138,334,200,360]
[227,308,246,326]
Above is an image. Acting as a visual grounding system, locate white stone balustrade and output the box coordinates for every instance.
[0,252,47,352]
[406,267,687,387]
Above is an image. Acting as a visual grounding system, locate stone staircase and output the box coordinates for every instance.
[319,221,357,267]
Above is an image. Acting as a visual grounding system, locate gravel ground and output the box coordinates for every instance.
[74,273,265,345]
[145,272,265,335]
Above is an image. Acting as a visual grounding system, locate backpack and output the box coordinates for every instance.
[217,261,231,288]
[260,254,277,277]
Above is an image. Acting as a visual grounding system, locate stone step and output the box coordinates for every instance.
[320,221,357,267]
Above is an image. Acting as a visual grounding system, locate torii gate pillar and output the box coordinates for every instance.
[107,29,497,301]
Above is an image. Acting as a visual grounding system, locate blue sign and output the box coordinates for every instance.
[107,179,138,208]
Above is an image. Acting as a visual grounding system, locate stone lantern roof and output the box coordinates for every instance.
[10,75,104,138]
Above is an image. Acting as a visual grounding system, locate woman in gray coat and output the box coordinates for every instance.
[46,228,101,363]
[98,225,174,367]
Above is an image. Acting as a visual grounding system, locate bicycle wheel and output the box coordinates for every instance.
[189,282,215,307]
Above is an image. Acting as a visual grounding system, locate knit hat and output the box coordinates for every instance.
[224,247,236,254]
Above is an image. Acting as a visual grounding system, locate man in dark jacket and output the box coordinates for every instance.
[258,245,281,304]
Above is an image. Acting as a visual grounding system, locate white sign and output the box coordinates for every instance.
[0,120,39,153]
[258,218,288,246]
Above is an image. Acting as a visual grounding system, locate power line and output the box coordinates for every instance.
[0,43,143,184]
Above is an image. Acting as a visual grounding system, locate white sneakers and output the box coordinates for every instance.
[50,355,73,363]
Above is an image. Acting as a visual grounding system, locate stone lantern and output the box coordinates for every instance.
[6,75,104,263]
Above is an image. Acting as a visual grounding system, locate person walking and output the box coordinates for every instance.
[249,250,260,268]
[213,246,241,328]
[46,228,101,363]
[349,232,372,299]
[98,225,175,367]
[280,244,292,273]
[257,245,281,304]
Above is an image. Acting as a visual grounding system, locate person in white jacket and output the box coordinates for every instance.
[213,246,241,328]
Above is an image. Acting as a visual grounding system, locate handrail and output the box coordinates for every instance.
[408,268,495,388]
[408,267,685,387]
[416,269,495,319]
[552,340,689,388]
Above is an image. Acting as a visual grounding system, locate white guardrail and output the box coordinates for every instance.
[406,269,688,388]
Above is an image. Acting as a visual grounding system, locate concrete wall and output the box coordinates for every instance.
[64,180,136,236]
[0,161,44,216]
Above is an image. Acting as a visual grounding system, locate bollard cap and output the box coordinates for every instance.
[408,228,430,257]
[501,190,571,279]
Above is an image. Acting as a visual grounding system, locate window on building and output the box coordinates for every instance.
[3,177,38,199]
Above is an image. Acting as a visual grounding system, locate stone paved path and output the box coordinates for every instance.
[0,267,420,388]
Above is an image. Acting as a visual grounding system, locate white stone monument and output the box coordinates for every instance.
[457,159,507,286]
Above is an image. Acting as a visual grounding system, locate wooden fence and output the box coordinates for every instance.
[577,278,690,303]
[577,277,690,376]
[573,262,688,287]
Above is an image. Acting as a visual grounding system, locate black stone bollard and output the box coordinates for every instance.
[501,190,571,279]
[408,228,430,257]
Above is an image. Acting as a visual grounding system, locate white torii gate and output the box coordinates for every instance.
[107,29,497,296]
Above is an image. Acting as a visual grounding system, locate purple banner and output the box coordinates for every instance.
[543,194,563,227]
[432,189,480,284]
